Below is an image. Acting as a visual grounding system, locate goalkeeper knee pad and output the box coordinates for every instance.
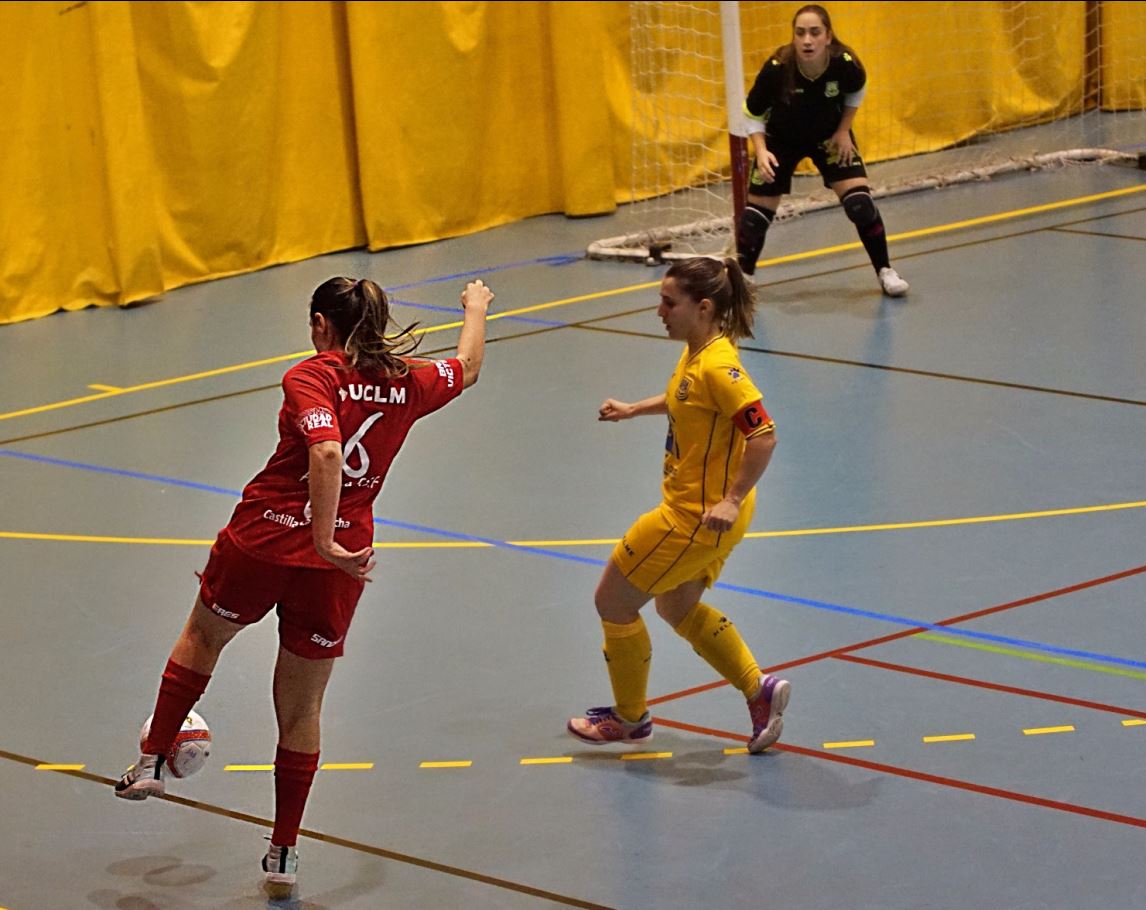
[841,187,879,229]
[736,203,775,276]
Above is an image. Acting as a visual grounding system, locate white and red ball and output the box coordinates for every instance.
[140,710,212,778]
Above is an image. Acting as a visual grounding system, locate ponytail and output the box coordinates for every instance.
[664,257,757,342]
[309,277,421,375]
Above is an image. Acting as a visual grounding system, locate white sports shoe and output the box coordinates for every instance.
[114,753,167,800]
[262,842,299,898]
[878,267,910,297]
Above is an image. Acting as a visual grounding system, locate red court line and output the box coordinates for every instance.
[652,717,1146,831]
[648,562,1146,708]
[835,654,1146,719]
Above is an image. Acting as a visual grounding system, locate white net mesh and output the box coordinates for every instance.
[590,0,1146,262]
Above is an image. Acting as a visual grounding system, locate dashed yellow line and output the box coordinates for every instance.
[225,764,274,772]
[1023,725,1076,736]
[922,733,976,744]
[723,747,749,755]
[1122,719,1146,727]
[520,757,573,765]
[823,740,876,750]
[35,763,85,771]
[619,752,673,761]
[420,761,472,769]
[320,762,374,770]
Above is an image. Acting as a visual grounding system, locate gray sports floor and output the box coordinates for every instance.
[1,153,1144,909]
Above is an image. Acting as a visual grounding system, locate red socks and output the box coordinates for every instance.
[272,745,320,847]
[142,659,210,754]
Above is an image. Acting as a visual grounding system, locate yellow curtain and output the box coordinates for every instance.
[1,1,1141,325]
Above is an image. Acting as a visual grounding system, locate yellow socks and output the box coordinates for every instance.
[674,602,760,697]
[601,618,652,722]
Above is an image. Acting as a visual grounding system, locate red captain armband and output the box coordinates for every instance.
[733,401,774,437]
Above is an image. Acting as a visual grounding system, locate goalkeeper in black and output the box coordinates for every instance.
[736,4,909,297]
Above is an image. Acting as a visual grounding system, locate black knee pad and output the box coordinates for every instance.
[841,187,878,228]
[736,203,774,276]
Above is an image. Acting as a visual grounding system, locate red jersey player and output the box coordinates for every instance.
[115,276,493,898]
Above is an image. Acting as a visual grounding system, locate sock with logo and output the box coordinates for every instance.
[272,746,321,847]
[673,602,761,697]
[142,659,211,754]
[602,618,652,723]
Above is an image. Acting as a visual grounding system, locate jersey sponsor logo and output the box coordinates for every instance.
[298,407,334,434]
[211,603,240,620]
[310,632,345,649]
[434,359,456,388]
[264,508,309,529]
[674,378,692,401]
[825,80,839,98]
[343,383,407,405]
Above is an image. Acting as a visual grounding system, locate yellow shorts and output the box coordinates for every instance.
[611,504,750,595]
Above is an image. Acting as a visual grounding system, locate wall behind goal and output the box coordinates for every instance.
[2,1,1141,324]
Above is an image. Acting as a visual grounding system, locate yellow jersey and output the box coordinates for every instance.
[661,336,774,545]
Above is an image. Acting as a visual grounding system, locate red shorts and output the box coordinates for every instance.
[197,532,364,660]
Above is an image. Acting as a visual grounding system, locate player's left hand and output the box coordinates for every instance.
[830,130,855,166]
[701,498,740,532]
[320,543,377,582]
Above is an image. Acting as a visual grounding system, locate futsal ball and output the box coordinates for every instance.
[139,710,212,779]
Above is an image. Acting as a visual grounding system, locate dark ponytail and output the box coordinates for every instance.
[309,277,421,375]
[664,257,756,342]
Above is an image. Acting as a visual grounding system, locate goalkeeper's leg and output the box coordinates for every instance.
[736,195,779,277]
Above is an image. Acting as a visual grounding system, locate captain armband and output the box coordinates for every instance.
[733,401,775,438]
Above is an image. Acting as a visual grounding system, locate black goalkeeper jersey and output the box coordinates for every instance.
[745,50,866,146]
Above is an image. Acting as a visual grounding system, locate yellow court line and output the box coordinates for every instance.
[823,740,875,749]
[745,500,1146,538]
[35,763,85,770]
[520,757,574,765]
[4,497,1144,551]
[922,733,976,744]
[420,761,472,769]
[619,752,673,761]
[1122,719,1146,727]
[1022,725,1075,736]
[320,762,374,771]
[3,184,1142,427]
[723,747,750,755]
[0,532,215,546]
[225,764,274,772]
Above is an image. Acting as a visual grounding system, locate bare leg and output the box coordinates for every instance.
[272,647,334,753]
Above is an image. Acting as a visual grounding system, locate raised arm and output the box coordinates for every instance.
[456,279,494,389]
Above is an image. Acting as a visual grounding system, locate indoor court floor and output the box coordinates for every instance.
[1,156,1144,909]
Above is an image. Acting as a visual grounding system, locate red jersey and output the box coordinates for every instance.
[224,351,463,568]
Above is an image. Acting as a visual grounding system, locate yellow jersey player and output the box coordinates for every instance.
[568,256,790,753]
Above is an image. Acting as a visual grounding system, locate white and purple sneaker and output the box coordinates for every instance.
[567,706,653,745]
[747,675,791,753]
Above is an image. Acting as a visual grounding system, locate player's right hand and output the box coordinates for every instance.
[598,399,631,421]
[755,150,778,182]
[462,279,494,312]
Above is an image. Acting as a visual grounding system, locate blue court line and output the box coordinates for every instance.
[385,253,582,293]
[390,298,567,328]
[3,446,1143,669]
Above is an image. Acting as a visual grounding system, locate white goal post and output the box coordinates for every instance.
[589,0,1146,263]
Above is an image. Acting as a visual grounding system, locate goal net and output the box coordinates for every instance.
[589,0,1146,263]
